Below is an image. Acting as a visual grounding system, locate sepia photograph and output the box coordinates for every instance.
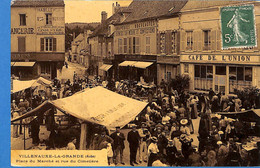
[10,0,260,166]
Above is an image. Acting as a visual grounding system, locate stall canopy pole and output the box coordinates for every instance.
[79,123,87,150]
[23,125,26,150]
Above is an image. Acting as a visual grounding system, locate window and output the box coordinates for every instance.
[229,66,252,93]
[41,63,51,75]
[19,14,26,26]
[18,37,26,52]
[172,32,177,53]
[186,31,193,50]
[184,64,189,73]
[216,66,226,75]
[146,36,150,54]
[133,37,139,54]
[160,33,166,53]
[45,13,52,25]
[203,30,211,50]
[194,65,213,91]
[123,38,127,53]
[40,38,56,52]
[118,38,122,54]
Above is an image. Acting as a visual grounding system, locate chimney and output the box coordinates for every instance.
[112,2,120,14]
[101,11,107,23]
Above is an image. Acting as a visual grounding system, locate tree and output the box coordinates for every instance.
[170,75,190,93]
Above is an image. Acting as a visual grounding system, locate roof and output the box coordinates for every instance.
[72,33,84,45]
[90,10,122,37]
[121,0,188,24]
[11,0,65,7]
[181,0,256,11]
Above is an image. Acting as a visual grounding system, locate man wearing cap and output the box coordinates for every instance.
[153,124,168,155]
[138,122,150,163]
[127,125,140,166]
[147,136,159,166]
[166,140,177,166]
[110,126,125,165]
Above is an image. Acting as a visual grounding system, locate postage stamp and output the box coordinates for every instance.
[220,4,257,49]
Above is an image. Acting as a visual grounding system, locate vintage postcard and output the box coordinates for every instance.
[10,0,260,167]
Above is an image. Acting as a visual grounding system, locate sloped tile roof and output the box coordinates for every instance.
[122,0,188,23]
[181,0,256,11]
[11,0,65,7]
[90,11,122,37]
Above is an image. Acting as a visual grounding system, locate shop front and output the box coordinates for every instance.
[180,54,260,95]
[157,55,180,84]
[115,54,157,84]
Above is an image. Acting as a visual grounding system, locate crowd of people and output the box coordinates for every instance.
[11,73,260,166]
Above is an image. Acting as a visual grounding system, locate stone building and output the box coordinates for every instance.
[11,0,65,80]
[179,1,260,95]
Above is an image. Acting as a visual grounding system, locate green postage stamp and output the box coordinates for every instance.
[220,4,257,49]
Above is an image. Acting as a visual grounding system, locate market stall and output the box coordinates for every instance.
[11,86,148,150]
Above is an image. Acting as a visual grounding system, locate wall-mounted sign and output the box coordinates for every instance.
[181,54,259,64]
[36,26,65,35]
[11,28,34,34]
[220,4,257,49]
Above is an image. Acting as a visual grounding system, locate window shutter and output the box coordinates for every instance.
[216,29,221,50]
[157,32,160,54]
[211,30,216,51]
[197,30,202,51]
[165,31,172,55]
[193,30,198,51]
[53,38,57,51]
[180,30,186,51]
[18,37,26,52]
[257,25,260,50]
[176,31,181,55]
[40,38,44,51]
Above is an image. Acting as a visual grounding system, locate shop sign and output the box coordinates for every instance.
[36,26,65,35]
[11,28,34,34]
[220,4,257,49]
[182,54,260,63]
[11,53,33,60]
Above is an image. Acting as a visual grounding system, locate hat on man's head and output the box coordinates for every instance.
[180,119,188,125]
[151,136,158,142]
[156,123,164,129]
[20,99,23,102]
[180,134,187,141]
[12,100,15,103]
[217,141,223,145]
[115,126,120,129]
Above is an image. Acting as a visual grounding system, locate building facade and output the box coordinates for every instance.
[11,0,65,80]
[179,1,260,95]
[114,1,187,84]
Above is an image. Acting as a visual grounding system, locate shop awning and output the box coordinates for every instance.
[12,86,148,129]
[218,109,260,123]
[119,61,138,67]
[99,64,113,71]
[119,61,154,69]
[134,61,153,69]
[12,62,35,67]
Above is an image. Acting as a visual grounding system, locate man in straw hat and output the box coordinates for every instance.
[138,122,150,163]
[180,119,191,136]
[147,136,159,166]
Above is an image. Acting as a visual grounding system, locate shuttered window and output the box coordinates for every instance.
[40,38,57,52]
[203,30,211,50]
[160,33,166,53]
[19,14,26,26]
[146,36,150,54]
[18,37,26,52]
[118,38,122,54]
[186,31,193,50]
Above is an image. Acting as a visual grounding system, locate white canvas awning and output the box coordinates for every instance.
[12,62,35,67]
[99,64,113,71]
[134,61,153,69]
[119,61,137,67]
[51,86,148,128]
[12,87,148,129]
[11,77,52,94]
[119,61,153,69]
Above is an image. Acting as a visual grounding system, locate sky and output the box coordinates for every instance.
[64,0,132,23]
